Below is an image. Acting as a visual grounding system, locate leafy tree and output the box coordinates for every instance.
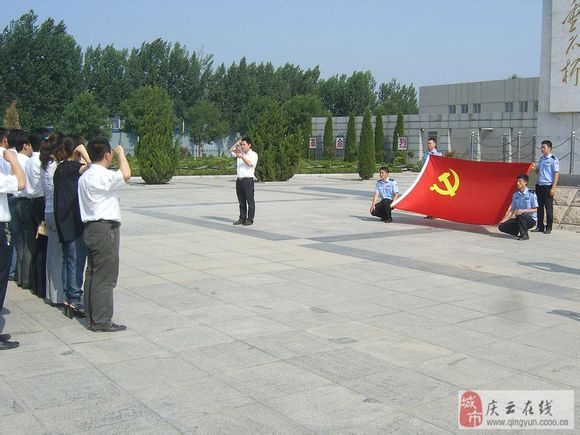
[120,85,173,134]
[0,10,82,127]
[377,79,418,115]
[58,91,109,139]
[4,101,20,129]
[135,86,178,184]
[344,113,357,162]
[318,71,377,116]
[250,102,301,181]
[323,113,334,160]
[358,108,375,179]
[82,44,130,116]
[221,57,260,132]
[374,109,385,162]
[283,95,324,158]
[283,95,324,135]
[237,96,277,135]
[184,99,226,157]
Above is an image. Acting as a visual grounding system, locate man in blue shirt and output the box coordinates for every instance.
[422,136,442,165]
[532,140,559,234]
[423,137,442,219]
[370,167,399,222]
[498,174,538,240]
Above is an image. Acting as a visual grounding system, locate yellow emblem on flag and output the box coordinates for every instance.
[430,169,460,197]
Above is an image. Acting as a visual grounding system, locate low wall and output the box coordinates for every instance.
[554,187,580,232]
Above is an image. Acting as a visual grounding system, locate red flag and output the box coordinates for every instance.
[392,156,533,225]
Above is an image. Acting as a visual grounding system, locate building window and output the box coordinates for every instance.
[519,101,528,112]
[533,100,539,112]
[473,103,481,113]
[505,102,513,112]
[461,104,468,113]
[448,105,456,114]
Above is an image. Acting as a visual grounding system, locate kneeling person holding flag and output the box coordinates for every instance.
[498,174,538,240]
[370,167,399,223]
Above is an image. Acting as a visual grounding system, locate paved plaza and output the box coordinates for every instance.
[1,173,579,433]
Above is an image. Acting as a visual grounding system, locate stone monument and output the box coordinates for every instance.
[537,0,579,175]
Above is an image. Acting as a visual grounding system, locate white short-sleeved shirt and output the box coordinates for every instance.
[13,152,30,198]
[41,161,57,214]
[25,152,43,198]
[233,149,258,178]
[78,164,126,223]
[0,173,18,221]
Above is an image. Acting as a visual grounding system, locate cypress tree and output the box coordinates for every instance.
[374,109,385,162]
[358,108,375,179]
[322,113,334,160]
[344,113,357,162]
[391,112,405,158]
[250,102,301,182]
[137,86,179,184]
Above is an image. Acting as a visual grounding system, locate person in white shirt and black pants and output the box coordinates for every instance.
[230,137,258,226]
[0,147,26,350]
[78,138,131,332]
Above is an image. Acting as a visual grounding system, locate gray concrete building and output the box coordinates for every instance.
[312,77,542,165]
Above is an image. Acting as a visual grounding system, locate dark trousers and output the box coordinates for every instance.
[0,222,12,309]
[236,178,255,222]
[83,221,120,329]
[498,214,536,237]
[30,197,46,298]
[371,198,393,220]
[15,198,35,288]
[7,196,18,280]
[62,236,86,305]
[535,184,553,231]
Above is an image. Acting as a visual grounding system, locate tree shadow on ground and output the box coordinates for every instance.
[518,262,580,275]
[547,310,580,321]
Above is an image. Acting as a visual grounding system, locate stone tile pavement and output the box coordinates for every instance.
[1,173,579,433]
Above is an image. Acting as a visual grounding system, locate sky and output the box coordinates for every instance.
[4,0,543,89]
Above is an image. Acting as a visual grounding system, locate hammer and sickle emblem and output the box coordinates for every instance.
[429,169,460,197]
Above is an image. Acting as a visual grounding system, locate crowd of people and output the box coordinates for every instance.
[0,129,131,351]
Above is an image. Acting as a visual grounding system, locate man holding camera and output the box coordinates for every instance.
[230,137,258,226]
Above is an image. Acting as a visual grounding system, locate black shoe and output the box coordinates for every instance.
[90,323,127,332]
[0,334,11,342]
[242,220,254,226]
[384,218,393,223]
[424,215,434,219]
[0,341,19,350]
[517,234,530,240]
[233,219,245,225]
[531,228,543,232]
[544,229,552,234]
[64,302,85,319]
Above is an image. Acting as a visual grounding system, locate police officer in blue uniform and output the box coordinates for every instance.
[423,137,442,219]
[422,136,442,165]
[532,140,559,234]
[498,174,538,240]
[370,167,399,222]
